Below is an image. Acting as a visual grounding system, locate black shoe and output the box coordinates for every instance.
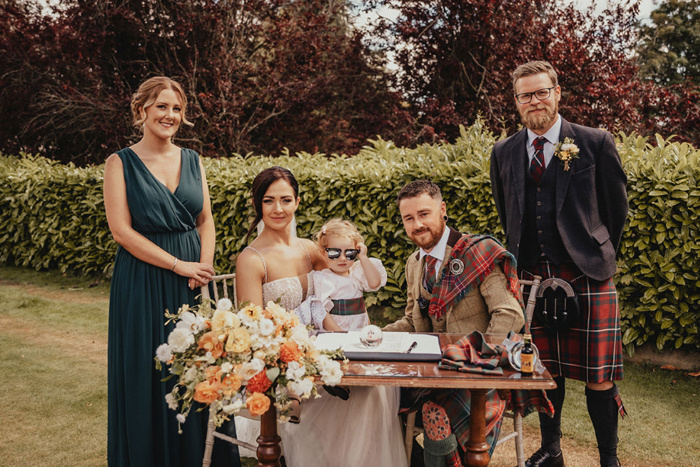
[524,447,565,467]
[323,385,350,400]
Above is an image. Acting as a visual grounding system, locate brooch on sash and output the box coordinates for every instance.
[449,259,465,275]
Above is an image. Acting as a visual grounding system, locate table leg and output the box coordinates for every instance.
[466,388,491,467]
[256,399,282,467]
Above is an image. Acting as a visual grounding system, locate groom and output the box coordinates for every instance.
[384,179,525,465]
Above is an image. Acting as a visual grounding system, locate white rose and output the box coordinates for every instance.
[241,358,265,380]
[290,324,311,348]
[285,361,307,381]
[217,298,233,311]
[165,393,179,411]
[320,360,343,386]
[289,378,314,397]
[168,328,195,353]
[155,343,172,362]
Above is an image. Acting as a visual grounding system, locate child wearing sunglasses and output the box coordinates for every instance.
[309,218,387,331]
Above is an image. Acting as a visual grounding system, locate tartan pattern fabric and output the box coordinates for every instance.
[425,255,439,293]
[441,388,505,458]
[521,259,624,383]
[530,136,546,183]
[438,331,509,375]
[329,297,366,316]
[429,234,523,320]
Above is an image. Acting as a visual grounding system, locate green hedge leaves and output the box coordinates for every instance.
[1,121,698,353]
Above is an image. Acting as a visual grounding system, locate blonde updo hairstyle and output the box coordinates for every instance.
[131,76,194,129]
[315,218,363,250]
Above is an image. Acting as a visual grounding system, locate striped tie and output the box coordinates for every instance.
[425,256,438,293]
[530,136,547,183]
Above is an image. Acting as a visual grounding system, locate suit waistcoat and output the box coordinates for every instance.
[519,160,570,269]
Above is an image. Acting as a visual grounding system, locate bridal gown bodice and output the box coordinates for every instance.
[262,274,313,311]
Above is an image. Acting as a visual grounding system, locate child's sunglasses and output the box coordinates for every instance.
[325,248,360,261]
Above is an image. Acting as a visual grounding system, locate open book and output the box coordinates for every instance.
[314,332,442,361]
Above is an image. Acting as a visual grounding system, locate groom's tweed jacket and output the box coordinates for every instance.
[384,228,524,337]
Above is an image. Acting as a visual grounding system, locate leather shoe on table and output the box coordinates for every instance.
[523,447,565,467]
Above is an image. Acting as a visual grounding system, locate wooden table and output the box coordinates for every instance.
[255,333,556,467]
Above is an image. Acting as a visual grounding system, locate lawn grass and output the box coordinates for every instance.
[1,264,698,466]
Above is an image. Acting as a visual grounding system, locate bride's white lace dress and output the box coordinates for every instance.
[235,274,408,467]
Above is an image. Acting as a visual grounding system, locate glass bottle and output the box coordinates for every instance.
[520,333,534,376]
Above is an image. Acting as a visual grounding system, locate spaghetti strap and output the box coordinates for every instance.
[245,246,267,283]
[299,240,313,268]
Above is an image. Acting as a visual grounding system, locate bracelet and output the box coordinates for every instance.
[171,257,178,271]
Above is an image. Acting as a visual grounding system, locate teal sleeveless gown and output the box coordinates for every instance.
[108,148,240,467]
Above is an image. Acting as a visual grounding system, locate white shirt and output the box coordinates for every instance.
[419,226,451,283]
[526,114,562,168]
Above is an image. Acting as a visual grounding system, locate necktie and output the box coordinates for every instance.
[530,136,546,184]
[425,255,438,293]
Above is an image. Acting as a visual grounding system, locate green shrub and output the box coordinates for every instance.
[1,120,698,352]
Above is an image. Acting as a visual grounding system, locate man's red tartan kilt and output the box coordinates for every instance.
[520,260,623,383]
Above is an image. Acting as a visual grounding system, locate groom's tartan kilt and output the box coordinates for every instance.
[520,259,624,383]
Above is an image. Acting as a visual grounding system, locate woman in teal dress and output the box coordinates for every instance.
[104,77,240,466]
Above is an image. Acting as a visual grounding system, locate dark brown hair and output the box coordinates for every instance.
[396,180,442,206]
[245,166,299,243]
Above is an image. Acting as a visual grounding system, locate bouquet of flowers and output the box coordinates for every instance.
[155,298,344,428]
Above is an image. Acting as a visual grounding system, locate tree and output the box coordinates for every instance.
[0,0,410,164]
[637,0,700,86]
[364,0,644,143]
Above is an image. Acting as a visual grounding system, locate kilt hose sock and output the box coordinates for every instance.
[586,384,621,466]
[539,376,566,455]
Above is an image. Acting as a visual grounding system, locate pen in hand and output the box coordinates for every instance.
[406,341,418,354]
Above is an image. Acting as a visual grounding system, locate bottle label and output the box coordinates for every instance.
[521,353,534,374]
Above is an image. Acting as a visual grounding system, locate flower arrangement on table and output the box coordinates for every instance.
[155,298,344,429]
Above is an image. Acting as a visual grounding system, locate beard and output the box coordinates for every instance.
[520,101,558,131]
[408,221,446,251]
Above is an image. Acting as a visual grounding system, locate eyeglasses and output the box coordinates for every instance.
[515,86,557,104]
[325,248,360,261]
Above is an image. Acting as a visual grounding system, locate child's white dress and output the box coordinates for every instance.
[279,258,408,467]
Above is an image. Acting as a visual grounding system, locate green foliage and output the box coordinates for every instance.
[1,120,699,352]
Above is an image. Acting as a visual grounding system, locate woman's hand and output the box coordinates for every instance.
[174,260,215,288]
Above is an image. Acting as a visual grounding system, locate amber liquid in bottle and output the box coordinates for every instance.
[520,333,534,376]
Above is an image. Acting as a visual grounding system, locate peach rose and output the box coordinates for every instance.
[205,365,222,382]
[279,341,302,363]
[225,327,252,354]
[197,331,224,358]
[194,380,221,404]
[246,392,271,417]
[220,372,243,397]
[247,370,273,393]
[211,309,241,334]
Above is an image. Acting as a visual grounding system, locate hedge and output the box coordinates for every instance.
[1,120,698,353]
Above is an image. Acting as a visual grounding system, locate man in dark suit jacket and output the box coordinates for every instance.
[490,61,628,467]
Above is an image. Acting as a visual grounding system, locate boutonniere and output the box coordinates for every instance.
[554,137,580,171]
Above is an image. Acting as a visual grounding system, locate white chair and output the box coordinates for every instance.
[201,273,258,466]
[402,275,542,467]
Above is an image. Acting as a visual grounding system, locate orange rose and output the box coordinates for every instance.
[247,370,273,393]
[246,392,271,417]
[197,331,224,358]
[220,373,243,397]
[279,341,302,363]
[205,365,222,382]
[194,380,221,404]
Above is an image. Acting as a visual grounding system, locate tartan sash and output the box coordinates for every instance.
[330,297,366,316]
[438,331,510,375]
[429,234,522,320]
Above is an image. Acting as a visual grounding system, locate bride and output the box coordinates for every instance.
[235,166,408,467]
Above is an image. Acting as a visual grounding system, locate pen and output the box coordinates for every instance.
[406,341,418,354]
